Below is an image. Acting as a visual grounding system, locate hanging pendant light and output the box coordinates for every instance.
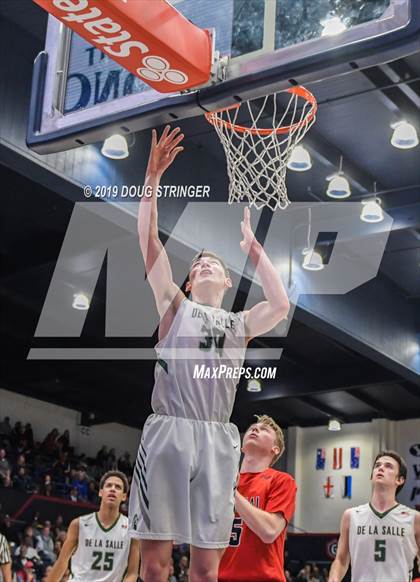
[287,145,312,172]
[326,156,351,199]
[390,121,419,150]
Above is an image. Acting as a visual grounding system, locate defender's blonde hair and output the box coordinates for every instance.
[254,414,285,466]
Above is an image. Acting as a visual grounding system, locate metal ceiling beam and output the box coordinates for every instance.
[345,388,399,420]
[299,395,348,423]
[400,382,420,401]
[361,65,419,125]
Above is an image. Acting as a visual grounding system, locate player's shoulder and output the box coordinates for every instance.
[349,502,370,516]
[119,514,129,529]
[396,503,418,517]
[266,468,296,487]
[78,512,96,527]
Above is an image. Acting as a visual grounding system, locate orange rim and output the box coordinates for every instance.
[204,86,317,136]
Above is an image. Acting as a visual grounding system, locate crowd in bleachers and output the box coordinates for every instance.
[1,415,330,581]
[0,416,134,503]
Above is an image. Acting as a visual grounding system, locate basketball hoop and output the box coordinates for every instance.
[205,86,317,211]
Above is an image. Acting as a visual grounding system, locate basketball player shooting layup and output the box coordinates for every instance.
[46,471,140,582]
[329,451,420,582]
[128,126,290,582]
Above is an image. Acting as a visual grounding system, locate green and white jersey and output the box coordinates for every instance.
[349,502,417,582]
[69,513,130,582]
[153,299,246,422]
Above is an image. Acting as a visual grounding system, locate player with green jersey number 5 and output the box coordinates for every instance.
[329,451,420,582]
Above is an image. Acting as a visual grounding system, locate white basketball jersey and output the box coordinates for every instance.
[349,503,417,582]
[152,299,246,421]
[69,513,130,582]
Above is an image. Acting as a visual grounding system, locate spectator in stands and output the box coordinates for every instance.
[52,451,71,486]
[30,513,41,532]
[57,430,71,454]
[22,527,37,550]
[41,565,53,581]
[71,469,89,502]
[12,422,23,446]
[12,467,33,493]
[0,515,19,545]
[24,424,34,449]
[117,451,132,475]
[87,481,99,505]
[178,554,189,582]
[40,474,54,497]
[0,417,12,440]
[13,544,42,575]
[168,561,177,582]
[14,538,40,564]
[15,559,36,582]
[42,429,59,457]
[35,527,55,565]
[68,487,78,502]
[0,449,11,486]
[96,445,109,470]
[0,531,12,582]
[52,517,66,540]
[106,448,117,471]
[297,563,312,581]
[14,454,26,471]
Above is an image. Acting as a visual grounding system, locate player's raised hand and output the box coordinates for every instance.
[240,206,257,255]
[147,125,184,176]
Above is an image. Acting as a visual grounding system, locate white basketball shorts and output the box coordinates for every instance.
[128,414,240,549]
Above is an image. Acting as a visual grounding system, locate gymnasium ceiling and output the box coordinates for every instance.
[0,0,419,432]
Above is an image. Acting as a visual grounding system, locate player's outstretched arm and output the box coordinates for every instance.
[124,538,141,582]
[328,510,351,582]
[45,518,79,582]
[240,207,290,339]
[138,125,185,317]
[235,491,286,544]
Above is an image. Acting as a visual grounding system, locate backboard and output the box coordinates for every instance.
[28,0,420,154]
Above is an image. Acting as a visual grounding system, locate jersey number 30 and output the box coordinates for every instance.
[92,551,114,571]
[374,540,386,562]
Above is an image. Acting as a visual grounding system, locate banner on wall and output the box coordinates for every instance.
[343,475,352,498]
[323,476,334,498]
[333,447,342,470]
[350,446,360,469]
[316,448,326,470]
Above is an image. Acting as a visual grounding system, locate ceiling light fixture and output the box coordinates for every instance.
[287,145,312,172]
[247,379,262,392]
[302,207,324,271]
[72,293,90,310]
[390,121,419,150]
[326,156,351,199]
[328,419,341,431]
[101,134,129,159]
[361,183,384,223]
[302,250,324,271]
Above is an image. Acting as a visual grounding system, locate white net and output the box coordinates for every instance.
[205,87,317,211]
